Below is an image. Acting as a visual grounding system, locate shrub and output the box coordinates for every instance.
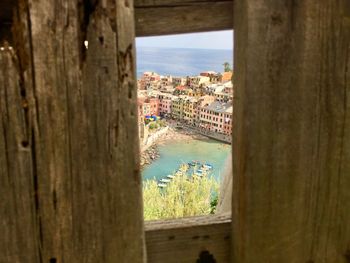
[148,122,158,130]
[143,172,219,220]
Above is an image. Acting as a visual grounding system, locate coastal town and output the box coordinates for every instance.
[137,69,234,153]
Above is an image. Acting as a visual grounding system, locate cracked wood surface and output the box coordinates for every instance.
[1,0,145,262]
[0,49,39,262]
[232,0,350,262]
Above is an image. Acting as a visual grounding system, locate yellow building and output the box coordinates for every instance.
[183,97,198,124]
[171,96,183,120]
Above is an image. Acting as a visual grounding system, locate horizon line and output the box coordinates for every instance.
[136,45,233,52]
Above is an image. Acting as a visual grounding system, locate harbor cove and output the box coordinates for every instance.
[142,130,231,182]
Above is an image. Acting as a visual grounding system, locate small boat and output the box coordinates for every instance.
[202,163,213,170]
[158,183,167,188]
[188,160,201,166]
[167,175,175,179]
[160,178,171,183]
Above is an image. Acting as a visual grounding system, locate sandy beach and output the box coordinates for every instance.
[140,125,208,168]
[157,126,207,144]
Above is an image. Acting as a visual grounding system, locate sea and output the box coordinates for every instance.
[142,139,231,182]
[136,46,233,78]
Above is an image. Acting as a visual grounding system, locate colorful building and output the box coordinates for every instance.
[214,91,232,102]
[171,96,186,120]
[200,71,221,83]
[139,72,161,90]
[183,97,198,124]
[158,94,174,116]
[194,95,216,126]
[221,71,233,83]
[199,101,233,135]
[172,76,187,86]
[187,76,210,88]
[137,71,233,137]
[148,97,160,116]
[138,97,160,121]
[160,75,172,86]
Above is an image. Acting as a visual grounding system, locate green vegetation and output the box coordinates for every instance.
[143,172,219,220]
[148,119,167,130]
[223,62,232,72]
[148,122,158,130]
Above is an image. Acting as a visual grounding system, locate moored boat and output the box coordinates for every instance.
[202,163,213,170]
[160,178,171,183]
[188,160,201,166]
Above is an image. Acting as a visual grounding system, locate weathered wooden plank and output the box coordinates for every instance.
[0,49,39,262]
[146,214,231,263]
[1,0,234,39]
[134,0,232,7]
[135,1,233,36]
[2,0,146,262]
[232,0,350,262]
[78,0,145,262]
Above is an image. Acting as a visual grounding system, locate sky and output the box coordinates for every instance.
[136,30,233,50]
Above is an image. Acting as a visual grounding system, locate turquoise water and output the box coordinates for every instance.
[142,139,231,181]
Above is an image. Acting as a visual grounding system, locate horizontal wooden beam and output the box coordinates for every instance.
[134,1,234,37]
[134,0,232,7]
[1,1,234,40]
[145,214,231,263]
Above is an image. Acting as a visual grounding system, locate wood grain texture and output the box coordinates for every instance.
[1,0,234,39]
[232,0,350,262]
[1,0,145,262]
[0,49,39,263]
[134,0,232,7]
[78,0,145,262]
[145,214,231,263]
[135,1,233,36]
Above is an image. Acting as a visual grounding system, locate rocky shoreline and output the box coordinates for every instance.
[140,144,160,168]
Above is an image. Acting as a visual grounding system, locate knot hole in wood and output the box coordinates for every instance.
[196,250,216,263]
